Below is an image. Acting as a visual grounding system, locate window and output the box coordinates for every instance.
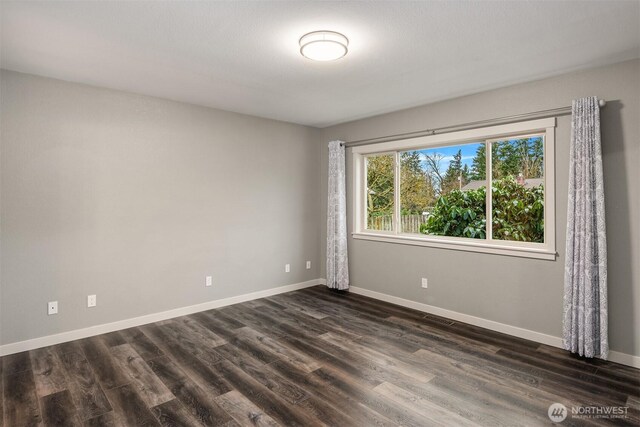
[366,153,395,231]
[353,118,556,259]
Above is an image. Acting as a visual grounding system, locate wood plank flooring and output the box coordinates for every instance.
[2,286,639,426]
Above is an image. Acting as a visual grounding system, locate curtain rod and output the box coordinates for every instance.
[341,99,606,148]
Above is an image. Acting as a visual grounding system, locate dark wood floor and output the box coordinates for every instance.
[1,286,639,426]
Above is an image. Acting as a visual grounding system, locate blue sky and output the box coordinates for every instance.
[415,142,483,171]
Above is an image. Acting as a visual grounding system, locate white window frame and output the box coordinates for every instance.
[352,118,556,260]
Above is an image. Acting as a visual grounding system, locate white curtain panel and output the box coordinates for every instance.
[563,96,608,358]
[326,140,349,290]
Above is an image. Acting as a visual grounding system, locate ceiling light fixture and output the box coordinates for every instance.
[299,31,349,61]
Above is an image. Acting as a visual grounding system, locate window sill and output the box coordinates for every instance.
[351,232,557,260]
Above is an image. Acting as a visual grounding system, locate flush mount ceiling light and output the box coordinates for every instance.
[299,31,349,61]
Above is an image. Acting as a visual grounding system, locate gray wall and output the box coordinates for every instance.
[1,70,322,346]
[320,59,640,358]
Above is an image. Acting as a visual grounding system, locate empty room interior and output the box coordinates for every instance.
[1,1,639,426]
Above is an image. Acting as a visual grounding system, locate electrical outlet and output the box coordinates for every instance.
[48,301,58,315]
[285,264,291,273]
[306,261,311,269]
[206,276,213,287]
[421,278,428,289]
[87,294,97,307]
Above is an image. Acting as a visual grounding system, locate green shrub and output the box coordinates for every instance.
[421,176,544,242]
[491,176,544,242]
[421,187,487,239]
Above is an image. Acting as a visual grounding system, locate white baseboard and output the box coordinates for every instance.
[0,279,322,357]
[349,286,640,369]
[607,350,640,369]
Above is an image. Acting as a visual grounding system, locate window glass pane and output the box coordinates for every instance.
[491,136,544,243]
[399,151,434,233]
[402,142,486,238]
[366,154,394,231]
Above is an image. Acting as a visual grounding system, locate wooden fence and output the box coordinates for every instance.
[367,214,429,234]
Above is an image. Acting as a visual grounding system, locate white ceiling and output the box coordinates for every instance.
[2,1,639,128]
